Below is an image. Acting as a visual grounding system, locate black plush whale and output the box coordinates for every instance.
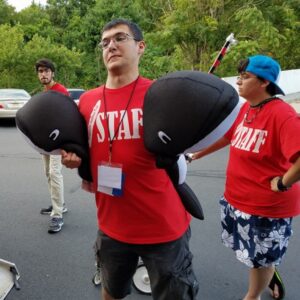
[143,71,240,219]
[143,71,240,155]
[16,91,92,182]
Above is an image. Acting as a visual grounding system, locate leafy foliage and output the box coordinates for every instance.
[0,0,299,91]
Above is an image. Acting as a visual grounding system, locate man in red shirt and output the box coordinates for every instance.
[36,58,69,234]
[61,19,198,300]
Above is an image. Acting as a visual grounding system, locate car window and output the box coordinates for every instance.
[0,90,30,99]
[68,90,85,100]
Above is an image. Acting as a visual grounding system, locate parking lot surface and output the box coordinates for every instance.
[1,120,299,300]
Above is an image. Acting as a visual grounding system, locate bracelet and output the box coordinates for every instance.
[277,177,290,192]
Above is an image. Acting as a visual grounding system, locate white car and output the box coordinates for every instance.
[0,89,31,119]
[67,88,85,104]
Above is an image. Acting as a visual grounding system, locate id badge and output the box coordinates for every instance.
[97,162,125,196]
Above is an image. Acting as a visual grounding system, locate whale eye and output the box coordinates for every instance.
[49,129,60,141]
[158,131,171,144]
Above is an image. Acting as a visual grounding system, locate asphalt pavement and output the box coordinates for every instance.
[0,119,299,300]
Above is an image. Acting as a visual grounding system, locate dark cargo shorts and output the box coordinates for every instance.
[94,227,199,299]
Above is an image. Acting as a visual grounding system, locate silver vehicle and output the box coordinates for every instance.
[67,88,85,104]
[0,89,31,119]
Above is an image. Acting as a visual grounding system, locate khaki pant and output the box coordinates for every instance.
[42,154,64,218]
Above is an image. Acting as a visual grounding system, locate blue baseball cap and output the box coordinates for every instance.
[246,55,285,95]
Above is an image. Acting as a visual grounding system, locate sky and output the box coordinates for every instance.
[7,0,47,12]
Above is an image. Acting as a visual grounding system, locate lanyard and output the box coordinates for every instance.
[103,77,139,163]
[244,97,279,124]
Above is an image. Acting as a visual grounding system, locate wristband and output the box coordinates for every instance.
[277,177,290,192]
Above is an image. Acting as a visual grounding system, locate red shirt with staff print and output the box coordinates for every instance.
[224,99,300,218]
[79,77,191,244]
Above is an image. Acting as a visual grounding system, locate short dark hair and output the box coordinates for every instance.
[237,58,276,96]
[237,59,249,74]
[35,58,55,72]
[101,19,143,41]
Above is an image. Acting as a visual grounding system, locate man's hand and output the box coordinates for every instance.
[61,150,82,169]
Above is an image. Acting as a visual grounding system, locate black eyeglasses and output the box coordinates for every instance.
[99,32,138,50]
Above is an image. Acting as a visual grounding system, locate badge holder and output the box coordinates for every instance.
[97,162,125,197]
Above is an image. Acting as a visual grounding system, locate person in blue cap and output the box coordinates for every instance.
[187,55,300,300]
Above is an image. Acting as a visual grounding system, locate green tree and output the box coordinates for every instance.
[218,0,300,76]
[23,34,83,92]
[0,0,16,25]
[0,24,24,87]
[145,0,224,73]
[0,24,83,92]
[0,0,299,90]
[16,5,56,42]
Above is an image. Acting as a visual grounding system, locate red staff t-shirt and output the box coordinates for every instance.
[49,82,69,96]
[79,77,191,244]
[224,99,300,218]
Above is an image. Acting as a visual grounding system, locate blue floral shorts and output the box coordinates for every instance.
[220,197,293,268]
